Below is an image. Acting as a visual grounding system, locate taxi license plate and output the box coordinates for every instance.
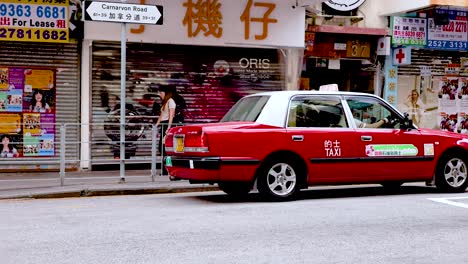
[174,135,184,153]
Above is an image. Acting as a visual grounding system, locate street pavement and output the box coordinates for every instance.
[0,169,219,200]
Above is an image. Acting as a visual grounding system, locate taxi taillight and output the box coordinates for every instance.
[184,130,209,152]
[165,127,209,153]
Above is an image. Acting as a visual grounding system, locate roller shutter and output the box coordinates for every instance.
[90,41,285,163]
[0,41,80,170]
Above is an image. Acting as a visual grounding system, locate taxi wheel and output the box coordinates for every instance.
[257,158,299,201]
[435,154,468,193]
[218,182,252,197]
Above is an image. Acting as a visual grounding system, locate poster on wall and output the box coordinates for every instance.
[0,67,56,159]
[438,76,459,106]
[435,64,467,134]
[439,110,458,132]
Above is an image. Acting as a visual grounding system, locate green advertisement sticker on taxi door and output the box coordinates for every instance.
[365,144,418,157]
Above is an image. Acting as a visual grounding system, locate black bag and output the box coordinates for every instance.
[173,94,186,124]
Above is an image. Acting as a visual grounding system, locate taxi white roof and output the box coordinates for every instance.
[248,90,386,127]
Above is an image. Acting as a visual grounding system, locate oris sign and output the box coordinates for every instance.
[324,0,366,11]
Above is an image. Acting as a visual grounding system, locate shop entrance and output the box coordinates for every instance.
[301,58,375,93]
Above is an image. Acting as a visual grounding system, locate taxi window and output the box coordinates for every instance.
[346,97,398,129]
[288,96,348,128]
[221,96,269,122]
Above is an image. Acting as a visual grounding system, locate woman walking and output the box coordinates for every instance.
[155,85,176,176]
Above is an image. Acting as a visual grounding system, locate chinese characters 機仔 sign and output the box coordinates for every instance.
[182,0,278,41]
[0,0,69,43]
[84,1,163,25]
[83,0,305,48]
[391,16,427,46]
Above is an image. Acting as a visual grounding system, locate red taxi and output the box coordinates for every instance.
[164,91,468,200]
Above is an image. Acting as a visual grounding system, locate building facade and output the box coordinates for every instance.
[81,0,306,168]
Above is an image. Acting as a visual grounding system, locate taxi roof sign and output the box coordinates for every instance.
[319,84,339,91]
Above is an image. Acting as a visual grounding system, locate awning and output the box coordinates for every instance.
[309,25,388,36]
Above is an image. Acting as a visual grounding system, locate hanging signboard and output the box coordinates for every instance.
[391,16,427,46]
[427,9,468,50]
[0,0,69,43]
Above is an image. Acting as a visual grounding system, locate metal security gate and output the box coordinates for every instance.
[0,41,80,170]
[90,41,285,164]
[398,49,461,76]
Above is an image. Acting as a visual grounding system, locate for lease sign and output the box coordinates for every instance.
[0,0,69,43]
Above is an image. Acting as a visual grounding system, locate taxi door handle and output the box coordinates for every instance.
[361,135,372,141]
[292,135,304,142]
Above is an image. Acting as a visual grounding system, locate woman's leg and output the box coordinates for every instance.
[159,121,169,175]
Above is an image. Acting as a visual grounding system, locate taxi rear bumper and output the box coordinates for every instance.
[166,156,260,182]
[167,156,221,170]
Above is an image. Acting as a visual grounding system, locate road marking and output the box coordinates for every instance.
[428,197,468,209]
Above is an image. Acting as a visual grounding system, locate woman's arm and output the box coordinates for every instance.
[167,99,176,130]
[168,108,175,130]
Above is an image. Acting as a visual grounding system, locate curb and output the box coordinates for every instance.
[0,186,221,200]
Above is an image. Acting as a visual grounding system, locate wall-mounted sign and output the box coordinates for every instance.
[84,0,305,48]
[391,16,427,46]
[377,36,391,56]
[334,43,346,51]
[445,63,460,76]
[305,33,374,59]
[324,0,366,12]
[0,0,69,43]
[420,66,432,76]
[427,9,468,51]
[392,47,411,65]
[346,40,370,58]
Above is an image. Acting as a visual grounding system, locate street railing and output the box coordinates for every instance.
[0,121,180,186]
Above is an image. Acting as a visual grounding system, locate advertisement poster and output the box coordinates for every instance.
[435,65,468,134]
[0,68,8,89]
[427,9,468,50]
[458,112,468,134]
[439,110,458,132]
[438,76,458,104]
[392,16,427,46]
[459,78,468,106]
[0,67,56,158]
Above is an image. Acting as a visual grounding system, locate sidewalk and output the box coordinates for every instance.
[0,170,220,200]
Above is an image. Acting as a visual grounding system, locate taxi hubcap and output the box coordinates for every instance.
[267,163,296,196]
[444,158,467,188]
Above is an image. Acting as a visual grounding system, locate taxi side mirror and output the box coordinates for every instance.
[401,113,414,130]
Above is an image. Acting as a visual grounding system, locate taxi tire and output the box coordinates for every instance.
[257,157,300,201]
[435,153,468,193]
[218,182,252,197]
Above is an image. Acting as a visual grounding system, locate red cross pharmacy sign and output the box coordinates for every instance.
[392,47,411,65]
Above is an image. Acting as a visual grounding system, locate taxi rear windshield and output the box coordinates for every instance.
[221,96,270,122]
